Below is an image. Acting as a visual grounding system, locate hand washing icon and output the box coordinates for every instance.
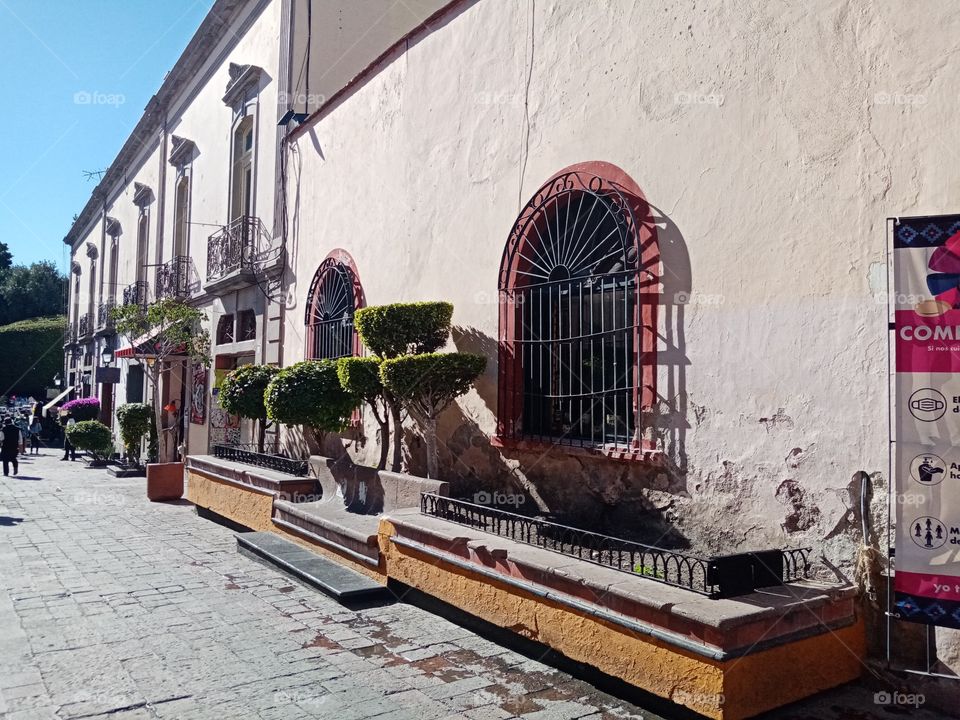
[908,389,948,422]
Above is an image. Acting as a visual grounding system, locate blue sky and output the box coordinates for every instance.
[0,0,211,270]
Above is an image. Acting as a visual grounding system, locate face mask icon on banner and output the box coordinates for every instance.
[912,397,946,413]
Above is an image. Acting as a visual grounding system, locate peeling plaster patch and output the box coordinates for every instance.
[775,479,821,533]
[691,402,709,426]
[785,444,815,468]
[759,408,794,432]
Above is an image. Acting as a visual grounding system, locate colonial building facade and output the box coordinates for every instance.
[64,0,960,703]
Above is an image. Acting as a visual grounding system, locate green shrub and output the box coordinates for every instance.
[116,403,152,465]
[0,316,65,398]
[218,364,279,452]
[66,420,114,462]
[354,302,452,358]
[380,352,486,479]
[265,360,358,434]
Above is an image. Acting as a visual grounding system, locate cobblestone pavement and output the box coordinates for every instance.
[0,453,945,719]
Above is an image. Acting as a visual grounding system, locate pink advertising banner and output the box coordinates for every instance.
[893,215,960,628]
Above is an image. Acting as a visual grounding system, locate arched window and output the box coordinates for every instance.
[305,251,364,360]
[136,213,149,286]
[498,163,659,452]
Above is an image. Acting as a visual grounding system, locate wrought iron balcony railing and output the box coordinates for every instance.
[206,215,270,282]
[64,325,78,346]
[420,493,812,599]
[122,280,149,307]
[155,256,192,300]
[97,301,116,330]
[78,313,91,338]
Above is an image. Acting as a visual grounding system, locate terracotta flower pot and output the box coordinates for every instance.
[146,461,184,502]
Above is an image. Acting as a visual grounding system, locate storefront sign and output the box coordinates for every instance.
[894,214,960,628]
[95,366,121,384]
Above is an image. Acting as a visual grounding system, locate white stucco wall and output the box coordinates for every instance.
[283,0,960,631]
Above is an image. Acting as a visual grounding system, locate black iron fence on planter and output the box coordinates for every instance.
[212,443,309,477]
[420,493,811,599]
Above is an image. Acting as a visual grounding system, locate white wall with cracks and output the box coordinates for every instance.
[283,0,960,674]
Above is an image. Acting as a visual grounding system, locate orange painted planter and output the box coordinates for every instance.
[147,462,184,502]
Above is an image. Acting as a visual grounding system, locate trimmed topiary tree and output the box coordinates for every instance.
[353,301,453,471]
[62,396,101,421]
[337,356,389,470]
[66,420,114,464]
[218,364,279,453]
[116,403,153,466]
[265,360,358,444]
[381,352,486,479]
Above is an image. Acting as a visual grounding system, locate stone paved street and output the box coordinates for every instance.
[0,452,945,719]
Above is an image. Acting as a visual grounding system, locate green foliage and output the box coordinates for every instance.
[0,242,11,271]
[380,353,486,412]
[66,420,114,461]
[336,356,384,401]
[264,360,358,433]
[116,403,153,465]
[218,364,279,421]
[0,316,66,397]
[0,262,66,325]
[354,302,453,358]
[111,299,210,367]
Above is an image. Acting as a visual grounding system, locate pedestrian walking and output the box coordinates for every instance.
[28,416,42,454]
[61,412,77,462]
[1,417,21,476]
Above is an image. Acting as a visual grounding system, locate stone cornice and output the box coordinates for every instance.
[169,136,197,168]
[85,242,98,259]
[133,182,154,208]
[222,62,265,107]
[105,216,122,238]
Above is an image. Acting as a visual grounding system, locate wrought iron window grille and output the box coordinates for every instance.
[305,257,357,360]
[420,493,811,599]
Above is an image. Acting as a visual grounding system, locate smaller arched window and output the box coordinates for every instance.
[173,175,190,258]
[305,251,364,360]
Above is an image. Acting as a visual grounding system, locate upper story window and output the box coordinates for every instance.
[305,252,364,360]
[173,175,190,258]
[238,309,256,341]
[231,116,254,221]
[216,314,235,345]
[136,214,149,285]
[497,163,660,453]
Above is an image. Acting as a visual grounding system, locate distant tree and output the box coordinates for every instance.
[0,262,67,325]
[218,364,279,453]
[0,316,66,398]
[0,242,12,272]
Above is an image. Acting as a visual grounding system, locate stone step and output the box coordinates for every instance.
[236,532,391,606]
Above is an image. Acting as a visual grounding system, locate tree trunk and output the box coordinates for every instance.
[424,414,438,480]
[257,418,266,454]
[376,413,390,471]
[388,396,403,472]
[150,370,168,464]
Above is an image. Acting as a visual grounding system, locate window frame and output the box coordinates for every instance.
[496,162,660,456]
[304,249,365,361]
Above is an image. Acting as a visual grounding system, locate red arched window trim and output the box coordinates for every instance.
[304,248,366,361]
[496,161,660,454]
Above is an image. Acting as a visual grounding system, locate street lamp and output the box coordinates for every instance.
[53,372,62,388]
[100,346,114,365]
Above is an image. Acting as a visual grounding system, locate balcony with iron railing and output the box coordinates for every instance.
[96,301,116,333]
[78,313,91,339]
[205,215,281,293]
[155,256,193,300]
[122,280,149,307]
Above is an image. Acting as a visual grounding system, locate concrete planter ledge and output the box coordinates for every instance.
[383,507,856,655]
[272,499,381,566]
[186,455,318,498]
[379,507,865,720]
